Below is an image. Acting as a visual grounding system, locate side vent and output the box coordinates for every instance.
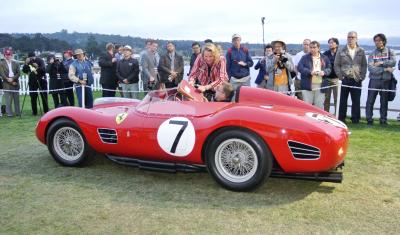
[288,141,320,160]
[98,128,118,144]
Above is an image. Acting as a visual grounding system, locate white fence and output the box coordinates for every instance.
[17,73,103,95]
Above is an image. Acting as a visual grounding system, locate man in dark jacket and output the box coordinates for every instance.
[334,31,367,124]
[22,52,49,115]
[298,41,331,109]
[62,50,75,106]
[116,45,140,99]
[322,38,339,113]
[46,54,68,108]
[226,34,254,90]
[188,42,201,75]
[158,41,184,89]
[99,43,118,97]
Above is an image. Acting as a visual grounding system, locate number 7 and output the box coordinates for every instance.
[169,120,188,153]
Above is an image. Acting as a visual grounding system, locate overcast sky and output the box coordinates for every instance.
[1,0,399,44]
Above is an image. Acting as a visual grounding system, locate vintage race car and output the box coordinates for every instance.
[36,83,349,191]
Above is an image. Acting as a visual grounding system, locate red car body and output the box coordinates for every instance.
[36,86,348,191]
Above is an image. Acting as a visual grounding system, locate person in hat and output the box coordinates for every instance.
[158,41,184,89]
[68,49,94,108]
[116,45,140,99]
[265,39,295,93]
[226,34,254,90]
[0,48,21,117]
[22,52,49,115]
[62,50,75,106]
[99,43,118,97]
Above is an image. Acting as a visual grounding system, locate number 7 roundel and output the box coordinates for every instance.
[157,117,196,157]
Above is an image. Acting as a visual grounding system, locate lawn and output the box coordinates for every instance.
[0,93,399,234]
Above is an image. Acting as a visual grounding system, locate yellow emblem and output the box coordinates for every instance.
[116,112,128,125]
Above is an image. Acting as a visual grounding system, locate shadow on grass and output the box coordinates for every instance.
[16,151,337,209]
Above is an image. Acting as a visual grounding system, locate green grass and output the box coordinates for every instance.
[1,94,400,234]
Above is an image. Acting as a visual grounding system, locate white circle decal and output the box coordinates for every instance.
[157,117,196,157]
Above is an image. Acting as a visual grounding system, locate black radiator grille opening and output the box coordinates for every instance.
[98,128,118,144]
[288,141,320,160]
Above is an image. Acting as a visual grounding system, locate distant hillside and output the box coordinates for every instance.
[3,30,400,58]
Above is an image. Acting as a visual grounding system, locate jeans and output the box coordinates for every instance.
[339,78,362,122]
[301,84,325,110]
[75,85,93,108]
[366,79,390,123]
[121,83,139,99]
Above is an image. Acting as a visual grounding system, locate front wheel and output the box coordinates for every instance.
[46,118,93,166]
[206,129,273,191]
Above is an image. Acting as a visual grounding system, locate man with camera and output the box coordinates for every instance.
[46,54,68,108]
[22,52,49,115]
[140,39,160,91]
[265,39,295,93]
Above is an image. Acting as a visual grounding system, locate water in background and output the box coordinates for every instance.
[182,60,400,120]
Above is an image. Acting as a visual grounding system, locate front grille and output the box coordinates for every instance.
[98,128,118,144]
[288,141,320,160]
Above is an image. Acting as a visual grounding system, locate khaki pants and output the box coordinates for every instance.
[324,78,339,114]
[302,84,325,110]
[230,76,250,90]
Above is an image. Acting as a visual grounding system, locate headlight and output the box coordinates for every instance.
[306,112,348,129]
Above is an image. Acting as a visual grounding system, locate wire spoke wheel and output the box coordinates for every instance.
[53,127,84,162]
[215,138,258,183]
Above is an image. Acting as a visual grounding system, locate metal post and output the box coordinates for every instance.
[336,80,342,119]
[81,84,85,108]
[261,17,265,56]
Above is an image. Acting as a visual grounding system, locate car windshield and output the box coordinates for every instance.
[136,88,179,109]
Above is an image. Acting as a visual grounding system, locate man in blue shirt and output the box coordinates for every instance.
[226,34,254,90]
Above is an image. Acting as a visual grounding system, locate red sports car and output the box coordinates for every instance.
[36,84,349,191]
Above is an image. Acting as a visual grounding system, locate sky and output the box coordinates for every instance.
[1,0,399,44]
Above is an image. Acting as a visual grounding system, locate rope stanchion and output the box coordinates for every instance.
[336,80,342,119]
[81,84,85,109]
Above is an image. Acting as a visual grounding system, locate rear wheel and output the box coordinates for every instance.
[46,118,93,166]
[206,129,273,191]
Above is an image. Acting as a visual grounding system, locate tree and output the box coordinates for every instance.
[85,35,100,58]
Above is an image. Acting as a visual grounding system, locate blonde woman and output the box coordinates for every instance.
[188,43,229,95]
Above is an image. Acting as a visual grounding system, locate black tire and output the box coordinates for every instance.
[46,118,94,167]
[206,129,273,191]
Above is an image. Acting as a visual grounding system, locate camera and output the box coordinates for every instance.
[275,53,288,69]
[147,81,157,90]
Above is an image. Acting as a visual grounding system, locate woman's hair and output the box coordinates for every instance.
[202,43,221,64]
